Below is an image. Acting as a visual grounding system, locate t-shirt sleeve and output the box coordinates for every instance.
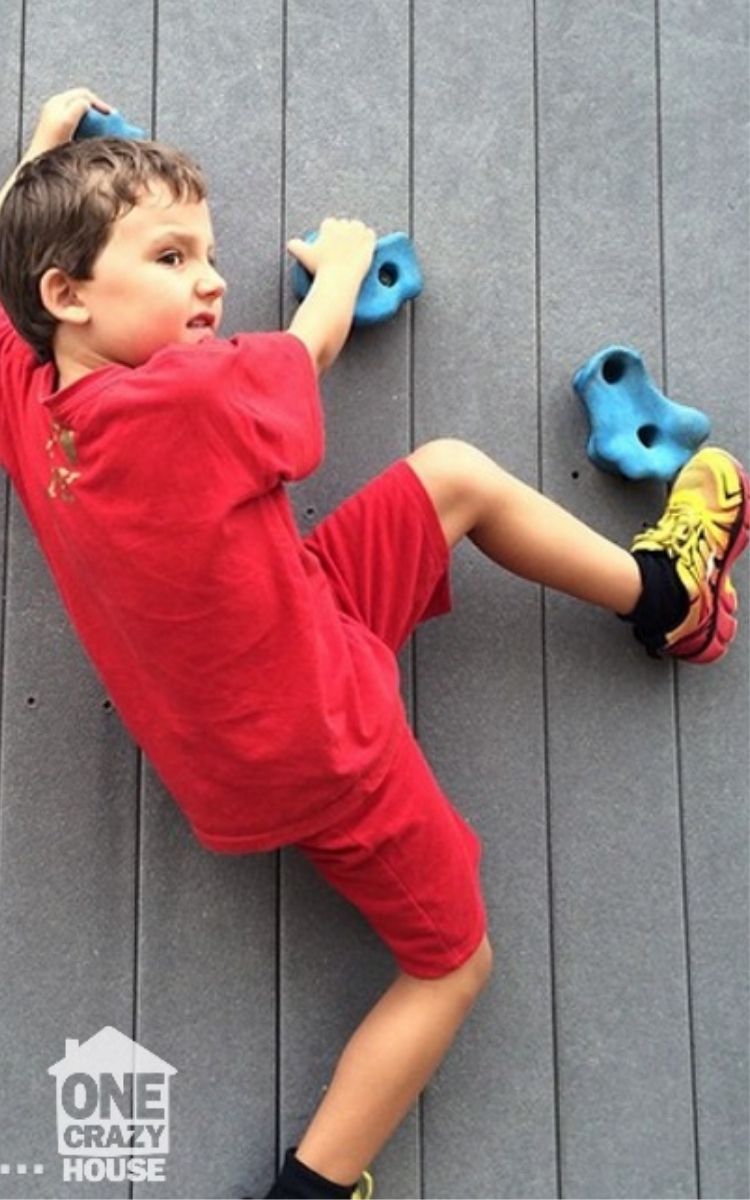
[0,301,37,471]
[222,331,323,488]
[0,301,28,366]
[154,330,324,495]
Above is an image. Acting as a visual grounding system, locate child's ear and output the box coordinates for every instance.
[39,267,90,325]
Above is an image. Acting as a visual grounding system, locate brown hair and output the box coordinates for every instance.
[0,137,207,362]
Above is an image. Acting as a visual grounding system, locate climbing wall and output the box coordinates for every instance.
[0,2,747,1197]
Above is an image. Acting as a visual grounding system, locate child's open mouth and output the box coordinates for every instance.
[187,312,217,332]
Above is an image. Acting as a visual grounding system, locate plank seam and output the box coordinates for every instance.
[131,7,159,1197]
[274,0,290,1181]
[654,1,702,1193]
[0,0,27,884]
[408,4,424,1194]
[532,0,563,1194]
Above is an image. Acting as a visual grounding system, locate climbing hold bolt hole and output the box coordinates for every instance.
[378,263,398,288]
[601,353,627,385]
[103,699,113,712]
[305,506,316,519]
[26,696,37,708]
[637,424,658,448]
[571,470,580,480]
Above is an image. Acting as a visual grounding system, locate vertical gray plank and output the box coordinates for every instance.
[660,3,750,1197]
[537,1,696,1196]
[413,3,557,1198]
[135,4,285,1199]
[0,2,152,1197]
[0,0,19,791]
[283,2,415,1197]
[0,512,137,1200]
[0,0,16,604]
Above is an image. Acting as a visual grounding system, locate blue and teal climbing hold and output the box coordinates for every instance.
[291,231,423,326]
[74,108,146,141]
[572,345,711,482]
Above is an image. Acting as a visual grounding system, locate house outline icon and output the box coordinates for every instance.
[48,1026,177,1158]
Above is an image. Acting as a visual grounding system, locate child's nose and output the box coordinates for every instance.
[197,268,226,298]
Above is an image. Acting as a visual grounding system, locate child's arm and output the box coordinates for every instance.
[286,218,376,377]
[0,87,112,212]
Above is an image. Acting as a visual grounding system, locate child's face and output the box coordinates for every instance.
[72,182,226,369]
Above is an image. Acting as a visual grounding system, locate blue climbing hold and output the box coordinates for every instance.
[291,231,423,326]
[74,108,147,141]
[572,345,711,482]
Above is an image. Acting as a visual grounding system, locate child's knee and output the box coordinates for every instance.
[406,438,496,547]
[408,437,488,486]
[434,933,494,998]
[459,932,494,991]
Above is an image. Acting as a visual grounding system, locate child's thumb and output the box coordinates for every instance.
[287,238,314,269]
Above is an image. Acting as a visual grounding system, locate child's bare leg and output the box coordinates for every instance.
[294,934,492,1187]
[407,438,642,614]
[286,441,640,1190]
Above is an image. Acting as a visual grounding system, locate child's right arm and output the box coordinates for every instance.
[286,218,376,377]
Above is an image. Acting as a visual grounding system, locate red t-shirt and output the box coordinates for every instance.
[0,307,405,851]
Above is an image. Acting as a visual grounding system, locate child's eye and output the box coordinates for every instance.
[157,250,219,269]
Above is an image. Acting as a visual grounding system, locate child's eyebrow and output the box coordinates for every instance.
[149,228,216,255]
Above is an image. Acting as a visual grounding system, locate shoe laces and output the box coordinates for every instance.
[645,499,715,587]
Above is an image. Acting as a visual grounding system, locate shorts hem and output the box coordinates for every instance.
[394,914,488,980]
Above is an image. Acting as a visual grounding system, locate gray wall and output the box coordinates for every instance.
[0,2,747,1198]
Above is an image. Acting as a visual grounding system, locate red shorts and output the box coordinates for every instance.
[296,459,487,979]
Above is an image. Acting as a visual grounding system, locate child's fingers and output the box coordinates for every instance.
[59,95,101,137]
[68,89,114,115]
[286,238,316,270]
[87,92,115,114]
[54,89,114,120]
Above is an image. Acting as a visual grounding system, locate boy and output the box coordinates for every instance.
[0,89,747,1200]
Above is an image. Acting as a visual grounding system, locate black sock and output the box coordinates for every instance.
[619,550,689,652]
[265,1147,357,1199]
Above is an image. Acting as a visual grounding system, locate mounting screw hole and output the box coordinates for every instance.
[637,424,658,448]
[378,263,398,287]
[601,353,628,385]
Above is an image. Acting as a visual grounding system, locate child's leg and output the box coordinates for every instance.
[406,438,750,664]
[406,438,643,613]
[292,934,492,1190]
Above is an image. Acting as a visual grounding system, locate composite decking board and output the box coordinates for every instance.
[659,2,750,1197]
[136,5,287,1199]
[0,2,746,1198]
[412,3,557,1199]
[535,2,696,1196]
[281,3,419,1196]
[1,2,151,1199]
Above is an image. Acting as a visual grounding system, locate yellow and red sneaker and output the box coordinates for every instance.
[630,447,749,663]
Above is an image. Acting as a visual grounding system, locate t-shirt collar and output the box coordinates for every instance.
[39,359,125,409]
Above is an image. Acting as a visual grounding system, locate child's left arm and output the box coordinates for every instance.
[286,218,376,377]
[0,87,112,212]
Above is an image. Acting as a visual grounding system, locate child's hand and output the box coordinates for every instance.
[286,219,377,375]
[28,87,114,156]
[287,218,376,285]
